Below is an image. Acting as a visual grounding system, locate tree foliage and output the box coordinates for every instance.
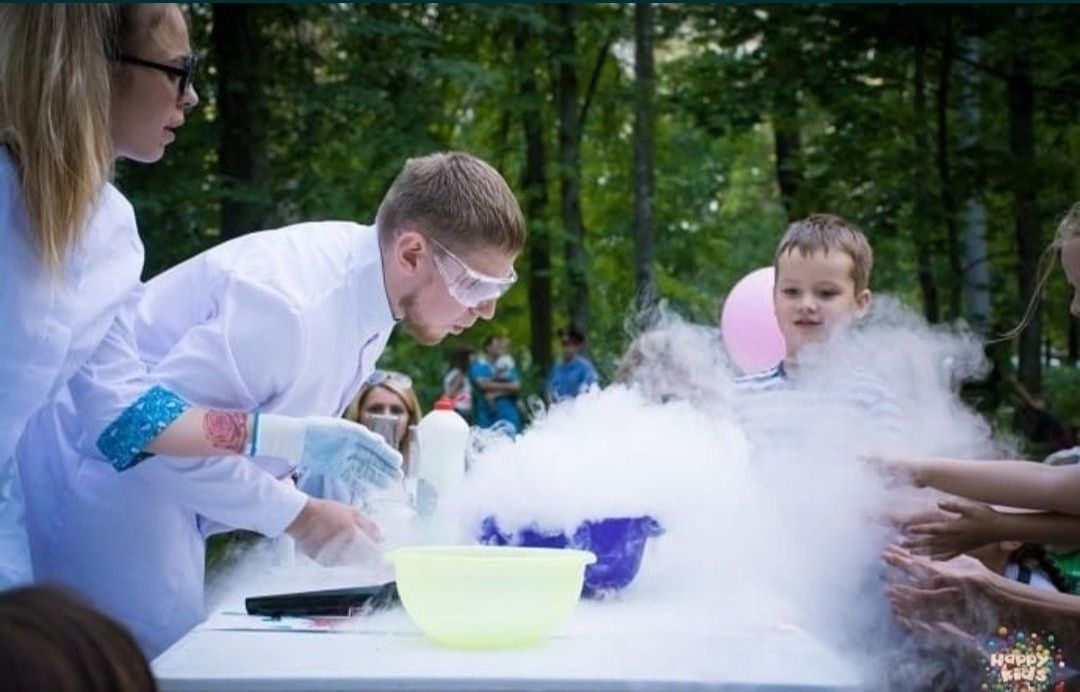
[119,4,1080,445]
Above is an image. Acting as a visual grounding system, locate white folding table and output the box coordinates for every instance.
[153,608,861,691]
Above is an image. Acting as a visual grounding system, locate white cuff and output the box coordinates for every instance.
[254,413,306,463]
[249,479,309,538]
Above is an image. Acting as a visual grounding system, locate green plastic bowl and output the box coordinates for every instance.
[388,545,596,649]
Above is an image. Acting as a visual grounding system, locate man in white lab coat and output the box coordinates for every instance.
[18,152,525,657]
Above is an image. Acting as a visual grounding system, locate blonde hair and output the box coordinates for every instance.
[0,5,166,276]
[1000,202,1080,341]
[774,213,874,293]
[344,375,423,467]
[375,152,527,256]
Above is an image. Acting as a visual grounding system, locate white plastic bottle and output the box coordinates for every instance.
[414,397,469,528]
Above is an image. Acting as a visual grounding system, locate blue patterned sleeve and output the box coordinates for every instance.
[96,385,191,471]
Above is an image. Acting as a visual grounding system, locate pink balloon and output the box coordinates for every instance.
[720,267,787,375]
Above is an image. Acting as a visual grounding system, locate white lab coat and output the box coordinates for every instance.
[0,147,145,588]
[19,221,396,657]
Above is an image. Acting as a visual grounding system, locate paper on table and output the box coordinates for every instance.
[199,609,417,635]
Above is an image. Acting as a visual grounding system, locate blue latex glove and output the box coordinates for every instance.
[253,414,403,494]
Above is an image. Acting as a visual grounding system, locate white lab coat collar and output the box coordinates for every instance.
[355,224,396,336]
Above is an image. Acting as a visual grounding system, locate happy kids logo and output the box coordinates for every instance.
[982,627,1071,691]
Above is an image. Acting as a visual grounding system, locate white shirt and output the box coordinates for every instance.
[19,221,397,655]
[0,147,144,587]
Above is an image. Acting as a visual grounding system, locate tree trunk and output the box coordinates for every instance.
[633,3,657,319]
[958,37,991,335]
[912,32,940,323]
[554,4,590,341]
[212,4,269,239]
[1009,7,1041,398]
[765,17,804,222]
[772,106,803,223]
[935,12,963,321]
[514,26,553,378]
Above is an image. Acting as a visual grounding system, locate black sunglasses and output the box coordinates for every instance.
[117,53,197,98]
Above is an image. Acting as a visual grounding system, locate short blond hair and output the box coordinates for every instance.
[376,152,526,255]
[774,213,873,293]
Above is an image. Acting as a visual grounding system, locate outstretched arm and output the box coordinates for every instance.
[902,497,1080,560]
[878,455,1080,517]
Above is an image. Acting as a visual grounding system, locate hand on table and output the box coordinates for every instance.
[286,497,385,568]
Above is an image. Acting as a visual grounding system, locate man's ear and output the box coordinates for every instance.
[854,288,872,319]
[392,229,427,276]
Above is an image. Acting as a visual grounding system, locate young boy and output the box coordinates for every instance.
[735,214,901,448]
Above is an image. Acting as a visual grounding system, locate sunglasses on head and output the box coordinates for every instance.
[367,370,413,392]
[117,53,197,98]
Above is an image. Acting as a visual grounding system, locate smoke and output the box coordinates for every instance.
[456,297,1001,687]
[207,297,1001,688]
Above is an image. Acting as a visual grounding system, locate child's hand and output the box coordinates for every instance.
[863,454,927,488]
[883,546,998,635]
[902,498,1001,561]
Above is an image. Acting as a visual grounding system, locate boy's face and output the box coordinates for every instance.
[773,249,871,359]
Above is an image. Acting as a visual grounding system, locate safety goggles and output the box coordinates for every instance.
[118,53,197,99]
[429,236,517,308]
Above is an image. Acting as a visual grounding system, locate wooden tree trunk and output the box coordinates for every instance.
[765,15,804,222]
[912,33,941,323]
[1009,7,1042,398]
[935,13,963,321]
[514,26,553,378]
[633,3,657,318]
[959,37,991,335]
[212,4,269,239]
[555,4,590,341]
[772,102,803,223]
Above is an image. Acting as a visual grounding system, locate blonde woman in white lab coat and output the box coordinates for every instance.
[0,5,402,588]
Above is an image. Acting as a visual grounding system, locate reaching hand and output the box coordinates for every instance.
[882,545,999,635]
[863,454,927,488]
[902,497,1001,561]
[255,414,403,495]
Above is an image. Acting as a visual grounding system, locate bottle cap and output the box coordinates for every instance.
[433,396,456,411]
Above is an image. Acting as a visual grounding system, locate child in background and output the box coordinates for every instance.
[442,346,474,423]
[968,541,1072,593]
[470,335,523,433]
[735,213,902,448]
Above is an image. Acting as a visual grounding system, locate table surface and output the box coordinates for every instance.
[154,562,863,692]
[154,611,862,692]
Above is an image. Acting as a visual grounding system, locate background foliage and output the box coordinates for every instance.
[121,4,1080,454]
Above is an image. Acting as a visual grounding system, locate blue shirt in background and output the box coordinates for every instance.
[547,355,600,403]
[469,357,522,432]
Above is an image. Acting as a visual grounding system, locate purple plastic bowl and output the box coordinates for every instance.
[477,515,664,598]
